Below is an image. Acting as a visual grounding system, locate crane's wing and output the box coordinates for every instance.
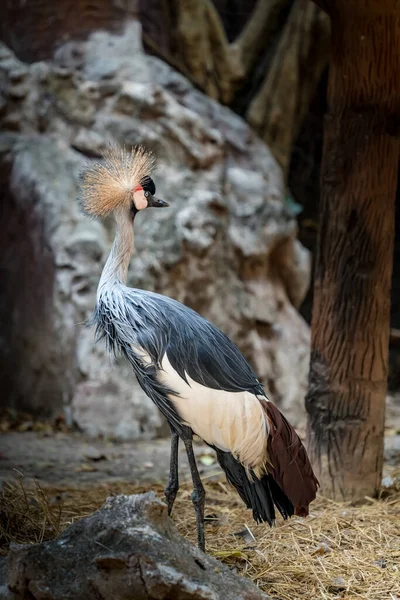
[93,287,265,432]
[131,290,265,396]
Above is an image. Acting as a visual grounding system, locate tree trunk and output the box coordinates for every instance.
[246,0,330,176]
[306,1,400,500]
[142,0,329,174]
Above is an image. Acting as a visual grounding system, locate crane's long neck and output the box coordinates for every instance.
[97,210,134,297]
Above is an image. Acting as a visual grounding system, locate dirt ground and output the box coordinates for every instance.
[1,393,399,489]
[0,430,399,488]
[1,394,400,489]
[0,431,220,488]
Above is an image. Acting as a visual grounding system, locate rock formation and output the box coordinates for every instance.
[0,19,310,437]
[7,492,269,600]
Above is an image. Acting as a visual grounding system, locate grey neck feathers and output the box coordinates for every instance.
[98,210,134,297]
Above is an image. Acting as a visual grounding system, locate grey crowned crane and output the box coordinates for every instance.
[78,145,318,552]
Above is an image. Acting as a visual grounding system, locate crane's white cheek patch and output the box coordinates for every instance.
[133,190,148,210]
[158,355,268,477]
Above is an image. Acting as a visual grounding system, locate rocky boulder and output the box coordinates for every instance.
[0,20,310,437]
[7,492,268,600]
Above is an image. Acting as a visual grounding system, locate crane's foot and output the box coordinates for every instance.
[182,429,206,552]
[164,430,179,516]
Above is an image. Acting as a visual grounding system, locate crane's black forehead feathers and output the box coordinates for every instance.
[140,176,156,195]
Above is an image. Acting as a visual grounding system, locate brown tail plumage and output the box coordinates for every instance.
[261,400,319,516]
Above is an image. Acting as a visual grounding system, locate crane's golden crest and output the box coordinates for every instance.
[79,144,155,218]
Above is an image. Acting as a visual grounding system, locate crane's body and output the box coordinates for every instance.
[95,286,268,470]
[79,145,318,551]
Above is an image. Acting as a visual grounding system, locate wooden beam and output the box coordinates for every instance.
[306,0,400,500]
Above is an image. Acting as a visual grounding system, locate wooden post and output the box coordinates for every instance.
[306,0,400,500]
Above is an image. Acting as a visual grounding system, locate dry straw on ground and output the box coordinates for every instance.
[1,476,399,600]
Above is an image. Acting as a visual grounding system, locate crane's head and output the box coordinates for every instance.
[78,144,168,220]
[132,174,168,215]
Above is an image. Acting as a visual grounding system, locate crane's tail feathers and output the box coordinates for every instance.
[215,401,318,524]
[261,400,319,517]
[215,449,294,525]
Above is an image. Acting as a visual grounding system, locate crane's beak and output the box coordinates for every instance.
[148,196,169,208]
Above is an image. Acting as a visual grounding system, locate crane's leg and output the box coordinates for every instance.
[164,429,179,515]
[182,427,205,552]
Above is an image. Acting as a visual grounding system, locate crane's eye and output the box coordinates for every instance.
[145,191,149,197]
